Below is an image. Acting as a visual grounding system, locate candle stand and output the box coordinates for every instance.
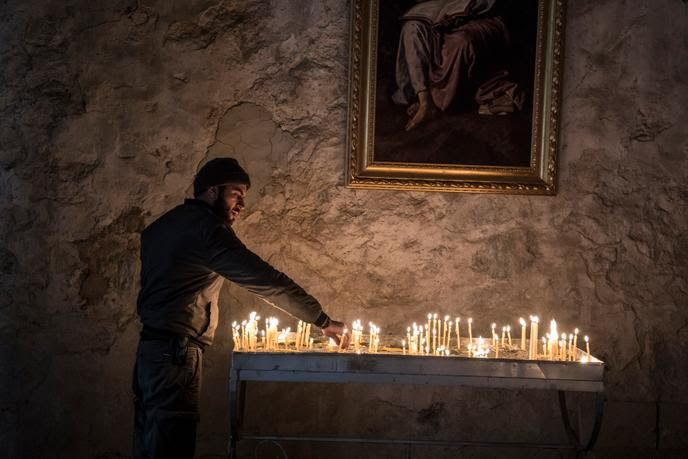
[228,342,604,457]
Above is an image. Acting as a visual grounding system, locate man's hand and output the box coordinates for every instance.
[321,319,351,348]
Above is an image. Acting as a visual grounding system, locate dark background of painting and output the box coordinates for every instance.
[373,0,539,166]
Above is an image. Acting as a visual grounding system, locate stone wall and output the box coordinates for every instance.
[1,0,686,457]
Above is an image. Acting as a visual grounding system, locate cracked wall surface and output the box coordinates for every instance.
[1,0,687,457]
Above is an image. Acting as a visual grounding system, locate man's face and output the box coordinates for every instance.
[212,183,247,226]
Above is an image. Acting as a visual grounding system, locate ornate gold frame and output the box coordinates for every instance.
[346,0,566,194]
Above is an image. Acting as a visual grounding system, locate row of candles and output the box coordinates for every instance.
[232,313,315,351]
[401,314,591,361]
[232,312,594,362]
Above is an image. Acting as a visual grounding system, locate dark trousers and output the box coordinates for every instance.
[132,339,203,459]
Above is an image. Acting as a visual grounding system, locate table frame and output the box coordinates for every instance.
[228,352,604,457]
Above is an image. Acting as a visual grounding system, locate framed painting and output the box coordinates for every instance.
[346,0,566,194]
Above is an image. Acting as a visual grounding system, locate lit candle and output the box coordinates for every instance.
[407,327,412,353]
[339,328,349,351]
[444,315,450,348]
[568,333,574,361]
[532,316,539,359]
[548,319,557,361]
[455,317,461,350]
[561,333,567,360]
[468,318,473,347]
[501,326,506,347]
[545,333,550,359]
[304,323,311,348]
[413,323,419,355]
[491,323,497,346]
[402,339,406,355]
[528,317,535,359]
[433,313,438,351]
[573,328,579,361]
[424,325,429,353]
[507,326,512,348]
[560,334,567,360]
[519,317,527,350]
[585,335,590,360]
[295,321,302,351]
[231,321,239,350]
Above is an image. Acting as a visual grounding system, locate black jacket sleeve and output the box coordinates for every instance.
[205,224,328,326]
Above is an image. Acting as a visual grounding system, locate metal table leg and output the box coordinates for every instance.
[228,369,246,459]
[558,391,580,447]
[558,390,605,453]
[585,392,605,452]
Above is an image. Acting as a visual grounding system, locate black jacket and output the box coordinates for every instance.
[137,199,327,345]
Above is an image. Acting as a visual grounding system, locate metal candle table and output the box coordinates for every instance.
[228,350,604,457]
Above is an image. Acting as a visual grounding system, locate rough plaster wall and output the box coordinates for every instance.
[0,0,687,457]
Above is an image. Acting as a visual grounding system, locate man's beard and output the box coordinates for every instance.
[212,193,234,226]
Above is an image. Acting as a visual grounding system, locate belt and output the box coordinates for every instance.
[140,325,207,352]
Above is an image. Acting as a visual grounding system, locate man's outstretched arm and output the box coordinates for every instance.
[206,225,350,344]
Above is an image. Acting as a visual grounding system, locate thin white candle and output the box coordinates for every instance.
[585,335,590,360]
[519,317,526,350]
[528,317,535,359]
[442,316,451,348]
[455,317,461,350]
[532,316,539,359]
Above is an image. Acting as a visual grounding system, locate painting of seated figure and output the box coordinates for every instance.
[347,0,565,194]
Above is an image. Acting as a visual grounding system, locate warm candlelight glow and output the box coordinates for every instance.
[231,310,598,365]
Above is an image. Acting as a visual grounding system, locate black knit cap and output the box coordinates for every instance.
[193,157,251,196]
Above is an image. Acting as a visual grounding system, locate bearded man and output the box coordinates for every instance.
[132,157,349,458]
